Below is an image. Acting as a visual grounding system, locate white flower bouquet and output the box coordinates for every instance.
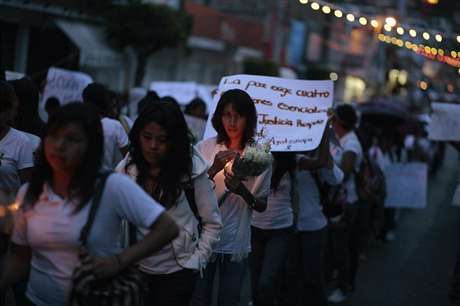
[231,141,273,180]
[218,140,272,206]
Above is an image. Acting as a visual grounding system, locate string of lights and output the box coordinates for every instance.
[378,33,460,68]
[298,0,460,67]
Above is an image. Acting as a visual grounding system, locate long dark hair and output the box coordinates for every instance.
[211,89,257,149]
[126,101,193,209]
[23,103,104,212]
[270,152,297,192]
[0,81,15,113]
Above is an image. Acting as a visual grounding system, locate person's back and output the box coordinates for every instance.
[82,83,128,170]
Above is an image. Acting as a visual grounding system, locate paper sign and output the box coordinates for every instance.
[384,162,428,209]
[427,102,460,141]
[202,74,334,152]
[5,70,25,81]
[41,67,93,108]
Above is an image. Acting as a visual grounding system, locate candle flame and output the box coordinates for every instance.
[0,201,20,218]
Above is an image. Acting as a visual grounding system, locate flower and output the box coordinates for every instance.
[231,139,272,179]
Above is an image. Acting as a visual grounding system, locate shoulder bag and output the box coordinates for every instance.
[69,172,145,306]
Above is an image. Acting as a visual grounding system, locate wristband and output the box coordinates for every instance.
[249,197,257,209]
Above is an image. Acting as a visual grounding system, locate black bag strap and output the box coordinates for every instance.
[79,172,112,247]
[310,170,340,203]
[182,179,203,234]
[310,170,325,200]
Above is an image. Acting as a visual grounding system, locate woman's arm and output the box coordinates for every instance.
[91,212,179,279]
[193,173,222,259]
[223,171,268,213]
[298,126,330,171]
[18,167,33,184]
[207,150,236,179]
[341,151,357,182]
[0,244,31,289]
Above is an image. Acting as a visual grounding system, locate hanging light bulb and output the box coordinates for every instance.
[370,19,379,28]
[359,17,367,25]
[385,17,397,27]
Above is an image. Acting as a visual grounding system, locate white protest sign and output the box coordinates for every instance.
[150,81,197,105]
[427,102,460,141]
[41,67,93,108]
[384,162,428,209]
[5,70,25,81]
[203,74,334,152]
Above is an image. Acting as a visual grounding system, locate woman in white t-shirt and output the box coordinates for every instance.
[191,89,272,306]
[327,104,363,303]
[249,152,297,306]
[0,103,178,306]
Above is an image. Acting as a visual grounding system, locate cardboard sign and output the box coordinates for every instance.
[427,102,460,141]
[384,162,428,209]
[203,74,334,152]
[41,67,93,108]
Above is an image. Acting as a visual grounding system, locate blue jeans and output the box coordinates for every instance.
[286,226,329,306]
[325,201,359,291]
[249,226,293,306]
[191,253,248,306]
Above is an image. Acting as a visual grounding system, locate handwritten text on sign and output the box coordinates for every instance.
[384,162,428,209]
[203,74,334,151]
[427,102,460,141]
[41,67,93,108]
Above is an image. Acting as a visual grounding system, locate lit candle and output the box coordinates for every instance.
[224,161,234,176]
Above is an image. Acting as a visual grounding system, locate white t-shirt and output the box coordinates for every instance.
[12,173,165,306]
[21,131,41,154]
[101,118,129,171]
[296,159,344,231]
[251,172,293,230]
[330,130,363,203]
[0,128,34,188]
[196,137,271,255]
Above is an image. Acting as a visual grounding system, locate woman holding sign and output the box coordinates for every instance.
[191,89,272,306]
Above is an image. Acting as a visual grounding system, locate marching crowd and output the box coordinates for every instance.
[0,71,452,306]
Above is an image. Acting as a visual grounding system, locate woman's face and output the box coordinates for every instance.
[44,122,88,175]
[140,121,169,171]
[221,103,247,142]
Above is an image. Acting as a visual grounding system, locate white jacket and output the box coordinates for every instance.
[116,147,222,272]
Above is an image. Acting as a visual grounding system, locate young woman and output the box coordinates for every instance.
[0,80,34,306]
[327,104,363,303]
[116,101,222,306]
[0,103,178,306]
[249,152,297,306]
[191,89,272,306]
